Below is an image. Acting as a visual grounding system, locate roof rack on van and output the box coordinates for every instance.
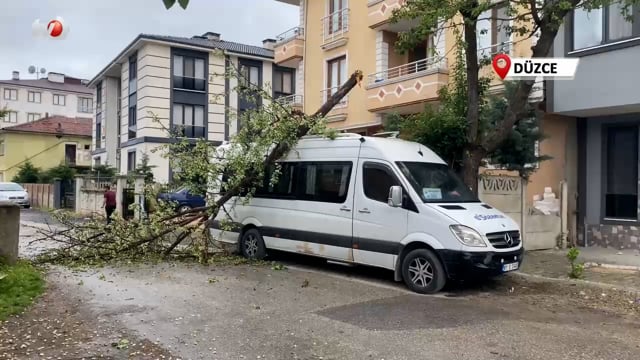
[372,131,399,138]
[301,133,363,139]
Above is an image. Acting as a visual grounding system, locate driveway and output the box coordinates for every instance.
[9,255,634,360]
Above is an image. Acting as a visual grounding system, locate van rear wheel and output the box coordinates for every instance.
[240,228,266,260]
[401,249,446,294]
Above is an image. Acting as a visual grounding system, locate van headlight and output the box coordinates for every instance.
[450,225,487,247]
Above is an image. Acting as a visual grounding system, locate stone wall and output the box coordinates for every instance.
[581,224,640,250]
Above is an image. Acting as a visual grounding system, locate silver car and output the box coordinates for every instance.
[0,182,31,208]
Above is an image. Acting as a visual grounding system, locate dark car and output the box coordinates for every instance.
[157,187,206,213]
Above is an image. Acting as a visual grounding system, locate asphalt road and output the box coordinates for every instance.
[47,258,640,360]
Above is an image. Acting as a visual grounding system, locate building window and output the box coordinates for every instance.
[3,88,17,101]
[172,103,206,138]
[128,54,138,139]
[173,55,206,91]
[326,55,347,98]
[604,125,638,220]
[127,151,137,172]
[96,81,102,112]
[239,63,261,88]
[129,54,137,93]
[328,0,347,34]
[96,113,102,149]
[0,140,4,156]
[27,113,40,122]
[273,68,294,99]
[53,94,66,106]
[94,157,101,166]
[476,4,510,58]
[1,111,18,123]
[27,91,41,103]
[572,3,636,51]
[78,97,93,113]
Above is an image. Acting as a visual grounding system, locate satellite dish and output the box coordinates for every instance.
[40,68,46,74]
[28,65,36,74]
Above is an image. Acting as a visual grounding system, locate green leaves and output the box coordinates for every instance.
[162,0,189,9]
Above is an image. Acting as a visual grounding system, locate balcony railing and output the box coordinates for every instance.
[275,94,304,106]
[367,56,448,86]
[322,8,350,44]
[276,27,304,44]
[477,41,512,60]
[173,75,206,92]
[321,86,348,107]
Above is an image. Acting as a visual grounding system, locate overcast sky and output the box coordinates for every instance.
[0,0,299,81]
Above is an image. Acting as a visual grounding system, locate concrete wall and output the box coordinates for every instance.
[551,24,640,116]
[136,43,171,138]
[0,85,94,128]
[479,175,560,250]
[208,51,226,142]
[0,202,19,264]
[0,132,92,181]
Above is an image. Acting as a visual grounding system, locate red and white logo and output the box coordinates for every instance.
[32,17,69,39]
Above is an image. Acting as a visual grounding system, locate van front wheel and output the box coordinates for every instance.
[240,228,266,260]
[401,249,446,294]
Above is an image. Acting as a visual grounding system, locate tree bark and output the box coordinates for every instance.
[482,0,581,154]
[462,146,486,195]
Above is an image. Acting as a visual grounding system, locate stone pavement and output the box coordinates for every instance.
[520,249,640,292]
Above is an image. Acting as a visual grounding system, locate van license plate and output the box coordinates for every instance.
[502,262,519,272]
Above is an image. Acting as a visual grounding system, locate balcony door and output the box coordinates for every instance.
[327,55,347,99]
[65,144,77,165]
[329,0,347,34]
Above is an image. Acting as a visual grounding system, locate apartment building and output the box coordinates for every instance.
[0,71,94,128]
[89,32,296,183]
[546,5,640,250]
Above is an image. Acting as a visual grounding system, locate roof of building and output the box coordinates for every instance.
[0,76,93,95]
[89,33,275,86]
[1,116,92,137]
[141,34,274,58]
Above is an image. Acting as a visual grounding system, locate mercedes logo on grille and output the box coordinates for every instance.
[504,232,514,246]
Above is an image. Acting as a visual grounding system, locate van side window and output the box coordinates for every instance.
[254,162,296,198]
[363,164,399,203]
[296,162,352,203]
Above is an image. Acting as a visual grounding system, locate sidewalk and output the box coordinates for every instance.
[520,248,640,292]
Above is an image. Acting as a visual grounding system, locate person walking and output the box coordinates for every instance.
[103,185,117,224]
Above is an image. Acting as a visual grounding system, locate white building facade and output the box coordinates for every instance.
[0,71,94,128]
[89,32,296,184]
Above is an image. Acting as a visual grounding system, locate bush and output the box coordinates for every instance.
[567,247,585,279]
[11,161,41,183]
[38,164,76,183]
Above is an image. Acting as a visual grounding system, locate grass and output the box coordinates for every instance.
[0,260,45,321]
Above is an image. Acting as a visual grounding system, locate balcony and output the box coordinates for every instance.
[274,27,305,67]
[321,8,350,50]
[366,57,448,114]
[275,94,304,111]
[321,87,348,122]
[367,0,417,31]
[477,41,512,91]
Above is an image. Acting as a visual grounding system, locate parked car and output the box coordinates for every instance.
[157,187,205,213]
[0,182,31,208]
[209,133,523,294]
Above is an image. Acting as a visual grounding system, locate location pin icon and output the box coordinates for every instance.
[492,54,511,80]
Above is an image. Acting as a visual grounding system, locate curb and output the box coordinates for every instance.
[512,271,640,294]
[584,262,640,271]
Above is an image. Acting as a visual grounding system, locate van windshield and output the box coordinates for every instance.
[396,162,479,203]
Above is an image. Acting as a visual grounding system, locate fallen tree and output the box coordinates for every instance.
[34,67,364,265]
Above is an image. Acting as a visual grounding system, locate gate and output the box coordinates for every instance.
[122,187,135,220]
[60,179,75,209]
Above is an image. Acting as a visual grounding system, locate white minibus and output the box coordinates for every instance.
[210,134,523,294]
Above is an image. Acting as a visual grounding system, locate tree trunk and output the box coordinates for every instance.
[462,146,486,195]
[461,14,481,145]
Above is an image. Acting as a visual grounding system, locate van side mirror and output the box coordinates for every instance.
[388,186,403,207]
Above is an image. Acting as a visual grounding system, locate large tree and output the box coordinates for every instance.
[391,0,636,193]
